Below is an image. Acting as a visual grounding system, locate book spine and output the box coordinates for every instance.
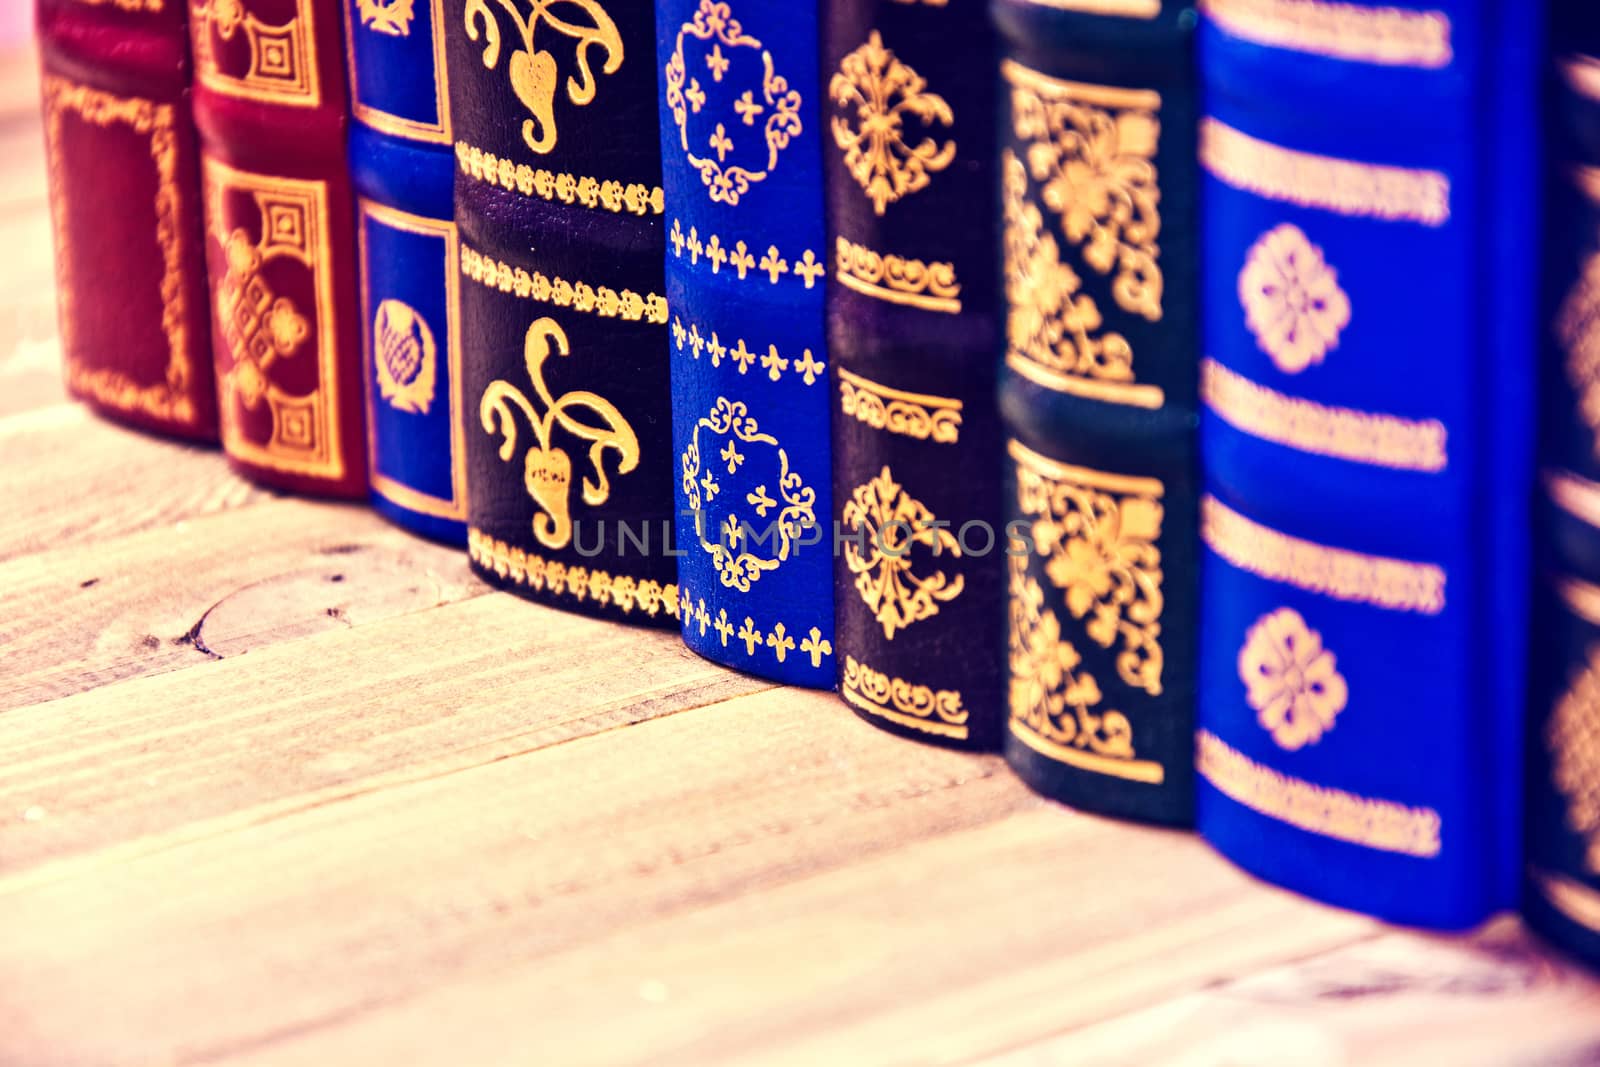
[656,0,834,686]
[1527,13,1600,968]
[1195,0,1540,927]
[189,0,368,497]
[451,0,679,626]
[37,0,218,441]
[821,1,1003,748]
[994,0,1200,823]
[344,0,464,543]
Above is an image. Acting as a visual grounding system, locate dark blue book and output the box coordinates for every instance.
[346,0,465,543]
[449,0,679,625]
[1527,6,1600,970]
[656,0,834,686]
[822,0,1004,749]
[994,0,1202,823]
[1195,0,1541,928]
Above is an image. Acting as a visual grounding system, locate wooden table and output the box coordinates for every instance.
[4,51,1599,1067]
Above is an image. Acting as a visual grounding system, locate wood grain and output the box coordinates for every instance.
[0,497,480,711]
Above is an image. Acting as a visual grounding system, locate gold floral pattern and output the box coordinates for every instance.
[834,237,960,314]
[1549,644,1600,876]
[664,0,804,205]
[1240,224,1350,374]
[463,0,622,155]
[373,299,437,415]
[842,655,968,740]
[1558,252,1600,458]
[1238,607,1349,751]
[1012,439,1164,697]
[479,317,639,550]
[841,467,964,640]
[1009,559,1161,783]
[1008,61,1162,322]
[829,30,955,216]
[470,528,679,618]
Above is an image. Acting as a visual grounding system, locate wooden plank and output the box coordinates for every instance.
[0,404,265,560]
[0,671,1380,1066]
[0,592,774,878]
[0,496,481,711]
[980,916,1600,1067]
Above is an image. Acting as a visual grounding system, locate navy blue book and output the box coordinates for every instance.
[1527,8,1600,970]
[1196,0,1541,928]
[449,0,680,625]
[656,0,834,686]
[994,0,1201,824]
[346,0,465,543]
[822,1,1004,749]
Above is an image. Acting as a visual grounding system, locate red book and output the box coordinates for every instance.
[37,0,218,441]
[189,0,366,496]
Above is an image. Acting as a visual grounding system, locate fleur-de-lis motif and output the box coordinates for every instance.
[760,345,788,381]
[713,608,735,645]
[830,30,956,216]
[767,622,795,662]
[793,349,825,386]
[720,439,744,473]
[747,484,775,515]
[843,467,965,640]
[480,317,640,550]
[465,0,624,155]
[800,627,833,668]
[737,615,761,654]
[357,0,416,36]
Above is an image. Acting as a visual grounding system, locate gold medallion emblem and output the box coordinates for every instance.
[357,0,415,35]
[1238,606,1349,751]
[373,298,437,415]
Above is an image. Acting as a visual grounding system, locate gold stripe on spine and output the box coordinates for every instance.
[1196,730,1443,857]
[1200,118,1450,225]
[1546,469,1600,531]
[1530,869,1600,934]
[1202,496,1446,614]
[456,142,664,216]
[1001,60,1160,113]
[1199,0,1452,69]
[1010,715,1166,783]
[1556,574,1600,630]
[357,199,467,522]
[1009,438,1162,498]
[676,587,834,668]
[192,0,321,108]
[460,246,669,324]
[837,367,963,443]
[42,76,198,427]
[670,315,827,388]
[346,0,450,143]
[66,0,162,9]
[1016,0,1160,17]
[835,238,961,314]
[1561,57,1600,105]
[842,655,969,740]
[1202,359,1448,471]
[669,220,826,289]
[469,528,680,619]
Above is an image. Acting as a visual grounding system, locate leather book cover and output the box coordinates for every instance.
[37,0,218,441]
[1527,10,1600,969]
[451,0,679,626]
[346,0,465,542]
[190,0,368,497]
[822,1,1003,748]
[656,0,835,686]
[1195,0,1540,927]
[994,0,1201,823]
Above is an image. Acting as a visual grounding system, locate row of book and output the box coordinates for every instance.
[36,0,1600,962]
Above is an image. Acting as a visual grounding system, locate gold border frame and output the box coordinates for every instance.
[194,0,322,109]
[204,156,345,479]
[344,0,451,143]
[357,198,467,522]
[42,76,200,428]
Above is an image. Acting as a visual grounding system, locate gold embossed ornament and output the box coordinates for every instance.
[357,0,415,35]
[1238,607,1349,751]
[829,31,955,216]
[1240,223,1350,374]
[373,299,437,415]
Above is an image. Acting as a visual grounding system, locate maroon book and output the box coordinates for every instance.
[37,0,218,441]
[189,0,366,496]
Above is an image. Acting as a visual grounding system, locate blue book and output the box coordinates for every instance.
[1527,6,1600,971]
[346,0,466,543]
[1195,0,1541,928]
[655,0,835,686]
